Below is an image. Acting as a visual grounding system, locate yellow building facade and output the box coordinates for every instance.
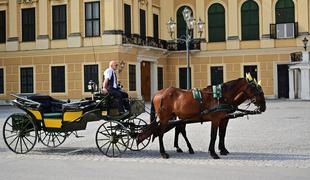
[0,0,309,101]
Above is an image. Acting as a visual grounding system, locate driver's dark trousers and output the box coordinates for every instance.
[108,88,130,112]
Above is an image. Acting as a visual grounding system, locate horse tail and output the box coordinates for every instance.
[150,97,156,122]
[137,96,158,145]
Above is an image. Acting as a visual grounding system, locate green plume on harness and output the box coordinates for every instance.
[192,88,202,102]
[212,85,222,99]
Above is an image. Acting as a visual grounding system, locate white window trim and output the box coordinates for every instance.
[241,63,260,80]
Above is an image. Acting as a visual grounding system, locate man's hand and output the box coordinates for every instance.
[102,88,108,94]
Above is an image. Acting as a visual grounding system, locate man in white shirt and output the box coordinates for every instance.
[102,60,129,113]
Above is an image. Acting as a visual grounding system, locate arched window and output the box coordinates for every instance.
[271,0,296,39]
[275,0,294,23]
[208,3,225,42]
[241,0,259,40]
[176,6,193,50]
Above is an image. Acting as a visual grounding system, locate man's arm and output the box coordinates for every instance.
[102,78,109,94]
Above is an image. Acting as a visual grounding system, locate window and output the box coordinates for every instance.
[179,67,191,89]
[140,9,146,40]
[157,67,163,90]
[51,66,65,93]
[0,11,5,43]
[153,14,159,40]
[243,65,258,80]
[85,2,100,37]
[210,66,223,85]
[177,6,193,50]
[52,5,67,39]
[124,4,131,37]
[20,67,34,93]
[129,64,136,91]
[22,8,35,42]
[0,68,4,94]
[271,0,296,39]
[275,0,295,24]
[208,3,225,42]
[241,0,259,40]
[84,64,98,92]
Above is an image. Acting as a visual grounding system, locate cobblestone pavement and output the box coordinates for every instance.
[0,100,309,180]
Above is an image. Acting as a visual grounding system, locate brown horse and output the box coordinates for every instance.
[138,77,266,159]
[173,78,266,157]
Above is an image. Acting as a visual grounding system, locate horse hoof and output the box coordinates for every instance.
[220,149,230,155]
[189,149,195,154]
[209,151,220,159]
[161,153,170,159]
[176,148,183,153]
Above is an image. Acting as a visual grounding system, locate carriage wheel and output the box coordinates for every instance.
[2,113,37,154]
[95,121,129,157]
[38,131,66,148]
[125,118,151,151]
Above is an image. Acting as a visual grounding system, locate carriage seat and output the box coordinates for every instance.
[27,94,65,114]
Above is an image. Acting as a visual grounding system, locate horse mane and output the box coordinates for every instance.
[221,78,245,92]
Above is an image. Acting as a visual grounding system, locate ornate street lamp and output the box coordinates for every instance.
[302,37,308,51]
[167,8,205,89]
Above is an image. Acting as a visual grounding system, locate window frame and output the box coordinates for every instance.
[241,0,260,41]
[140,9,146,40]
[22,8,36,42]
[128,64,137,92]
[178,66,192,89]
[0,67,5,94]
[85,1,101,37]
[0,11,6,43]
[19,66,34,94]
[208,3,226,42]
[157,66,164,90]
[124,3,132,37]
[50,65,66,94]
[153,13,159,40]
[52,5,67,40]
[83,64,99,93]
[242,64,259,81]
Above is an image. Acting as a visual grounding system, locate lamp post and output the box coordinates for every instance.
[167,7,205,90]
[302,37,308,51]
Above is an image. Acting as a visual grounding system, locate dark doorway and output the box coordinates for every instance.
[141,61,151,101]
[277,64,289,98]
[179,67,191,89]
[211,66,223,85]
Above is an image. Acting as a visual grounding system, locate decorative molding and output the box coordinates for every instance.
[37,35,49,39]
[261,34,270,39]
[7,37,19,42]
[69,32,81,37]
[102,30,123,35]
[299,32,310,36]
[227,36,239,40]
[17,0,38,4]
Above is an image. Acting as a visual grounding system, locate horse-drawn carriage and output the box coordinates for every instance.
[2,87,151,157]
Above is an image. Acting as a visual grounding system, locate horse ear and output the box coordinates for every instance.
[257,80,261,86]
[254,78,258,86]
[246,73,253,81]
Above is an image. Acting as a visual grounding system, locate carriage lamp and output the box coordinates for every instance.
[166,8,205,90]
[118,60,126,73]
[302,37,308,51]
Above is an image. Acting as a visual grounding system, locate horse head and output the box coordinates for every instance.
[222,75,266,113]
[242,74,266,112]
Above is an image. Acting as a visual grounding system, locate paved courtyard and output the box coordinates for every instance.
[0,100,309,180]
